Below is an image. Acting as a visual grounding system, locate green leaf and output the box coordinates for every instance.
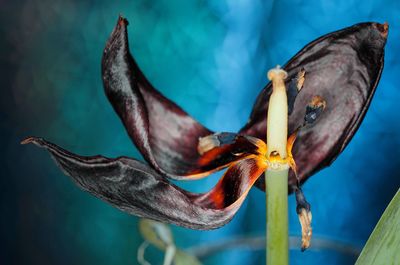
[355,188,400,265]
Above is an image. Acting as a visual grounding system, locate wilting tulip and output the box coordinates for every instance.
[22,17,387,232]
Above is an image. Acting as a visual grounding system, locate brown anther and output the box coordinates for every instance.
[303,95,327,126]
[309,95,326,110]
[296,69,306,91]
[298,208,312,251]
[295,188,312,251]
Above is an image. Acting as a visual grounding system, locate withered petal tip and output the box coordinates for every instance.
[21,137,35,145]
[20,137,44,146]
[118,15,129,27]
[375,22,389,38]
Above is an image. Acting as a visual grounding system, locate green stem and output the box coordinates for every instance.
[266,168,289,265]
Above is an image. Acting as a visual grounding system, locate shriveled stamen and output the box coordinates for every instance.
[304,95,327,126]
[198,135,221,155]
[296,69,306,91]
[298,209,312,251]
[197,132,238,155]
[309,95,327,109]
[288,69,306,115]
[287,131,298,178]
[295,188,312,251]
[285,94,326,252]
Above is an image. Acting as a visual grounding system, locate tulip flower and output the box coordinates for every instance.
[22,16,387,236]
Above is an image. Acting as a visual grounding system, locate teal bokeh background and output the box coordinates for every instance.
[1,0,400,264]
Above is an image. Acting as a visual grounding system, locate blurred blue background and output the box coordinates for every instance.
[1,0,400,264]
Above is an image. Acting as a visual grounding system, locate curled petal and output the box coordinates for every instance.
[102,16,265,181]
[102,17,210,178]
[22,137,266,230]
[194,155,267,209]
[240,22,388,189]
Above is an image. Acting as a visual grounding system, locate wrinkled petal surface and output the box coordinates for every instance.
[240,22,388,189]
[22,137,266,230]
[103,17,387,190]
[103,17,257,179]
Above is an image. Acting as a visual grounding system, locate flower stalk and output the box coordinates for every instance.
[266,169,289,265]
[266,66,290,265]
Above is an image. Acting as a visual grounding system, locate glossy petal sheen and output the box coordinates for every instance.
[23,137,266,230]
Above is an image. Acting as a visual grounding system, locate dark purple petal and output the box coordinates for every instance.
[22,137,266,230]
[240,22,388,189]
[102,16,263,180]
[101,17,207,178]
